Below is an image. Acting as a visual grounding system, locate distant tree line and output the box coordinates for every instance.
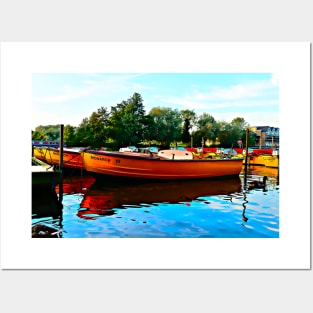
[32,92,255,149]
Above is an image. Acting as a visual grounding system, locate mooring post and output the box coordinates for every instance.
[244,128,249,187]
[58,124,64,221]
[59,124,64,172]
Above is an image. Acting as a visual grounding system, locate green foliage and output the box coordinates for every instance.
[217,117,250,147]
[87,107,110,147]
[108,93,146,147]
[32,125,60,141]
[63,124,77,146]
[75,118,90,146]
[148,107,183,147]
[196,113,220,143]
[32,92,256,149]
[217,121,234,146]
[181,109,196,144]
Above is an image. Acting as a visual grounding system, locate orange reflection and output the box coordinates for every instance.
[78,177,242,219]
[55,175,96,195]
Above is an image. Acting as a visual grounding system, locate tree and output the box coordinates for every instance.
[148,107,182,147]
[217,117,250,147]
[88,106,110,147]
[32,125,60,141]
[64,124,77,146]
[230,117,249,146]
[75,118,90,146]
[108,92,146,147]
[181,109,196,144]
[195,113,219,146]
[231,117,248,128]
[32,127,49,141]
[71,106,110,147]
[216,121,233,146]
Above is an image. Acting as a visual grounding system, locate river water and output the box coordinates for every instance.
[32,166,279,238]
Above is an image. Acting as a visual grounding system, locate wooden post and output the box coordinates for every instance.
[58,124,64,221]
[59,124,64,171]
[244,128,249,187]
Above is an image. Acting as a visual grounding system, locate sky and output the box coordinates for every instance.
[32,72,279,131]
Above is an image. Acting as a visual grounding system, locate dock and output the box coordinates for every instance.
[32,157,62,188]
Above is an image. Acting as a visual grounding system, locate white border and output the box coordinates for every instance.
[0,42,310,269]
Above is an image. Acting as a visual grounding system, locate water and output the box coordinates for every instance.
[32,166,279,238]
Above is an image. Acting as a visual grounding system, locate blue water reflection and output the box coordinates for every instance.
[32,166,279,238]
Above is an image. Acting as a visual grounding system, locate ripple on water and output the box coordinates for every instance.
[33,172,279,238]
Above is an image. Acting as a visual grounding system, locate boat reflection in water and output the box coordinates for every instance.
[32,164,279,237]
[78,176,242,219]
[249,165,279,179]
[33,175,96,219]
[242,165,279,191]
[238,165,279,231]
[55,175,96,195]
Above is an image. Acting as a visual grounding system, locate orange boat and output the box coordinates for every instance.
[33,146,85,169]
[81,149,244,180]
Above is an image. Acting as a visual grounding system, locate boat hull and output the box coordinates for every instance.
[82,150,244,180]
[33,147,84,169]
[244,154,279,168]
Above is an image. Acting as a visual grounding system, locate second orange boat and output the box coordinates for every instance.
[33,146,85,169]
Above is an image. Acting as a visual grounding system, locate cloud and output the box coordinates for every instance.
[33,84,98,103]
[194,80,277,101]
[157,78,278,113]
[32,73,148,104]
[270,73,280,86]
[32,73,279,129]
[211,111,279,127]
